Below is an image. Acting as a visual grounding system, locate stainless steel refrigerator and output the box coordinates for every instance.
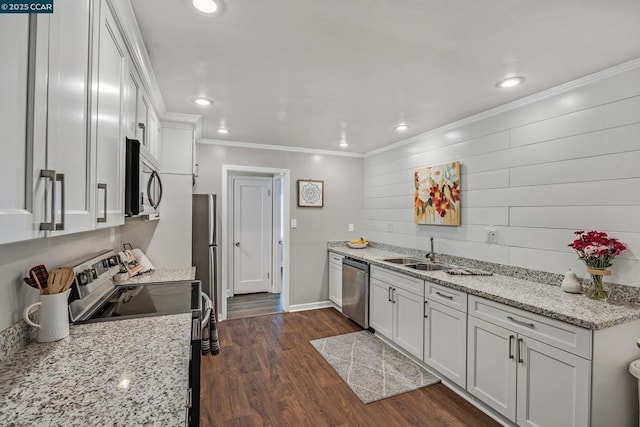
[192,194,220,354]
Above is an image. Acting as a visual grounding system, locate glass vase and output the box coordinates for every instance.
[583,268,610,301]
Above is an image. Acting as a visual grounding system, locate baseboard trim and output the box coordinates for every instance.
[288,301,334,312]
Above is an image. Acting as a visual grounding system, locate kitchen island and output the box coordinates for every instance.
[0,313,191,426]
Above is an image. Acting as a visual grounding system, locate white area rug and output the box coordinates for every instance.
[311,331,440,403]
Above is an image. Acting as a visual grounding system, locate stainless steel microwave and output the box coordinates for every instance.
[125,138,162,219]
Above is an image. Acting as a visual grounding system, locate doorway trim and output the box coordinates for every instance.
[221,164,291,321]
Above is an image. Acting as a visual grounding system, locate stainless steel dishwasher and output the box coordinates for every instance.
[342,257,369,329]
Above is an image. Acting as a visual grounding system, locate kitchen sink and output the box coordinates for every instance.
[382,257,423,264]
[404,263,447,271]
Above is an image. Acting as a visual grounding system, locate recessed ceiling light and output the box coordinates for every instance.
[338,139,349,148]
[496,76,525,88]
[193,97,213,106]
[217,128,230,134]
[192,0,218,14]
[394,123,410,132]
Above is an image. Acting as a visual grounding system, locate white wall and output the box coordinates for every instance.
[363,63,640,287]
[0,228,121,331]
[194,144,363,306]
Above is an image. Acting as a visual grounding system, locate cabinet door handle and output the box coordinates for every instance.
[39,169,56,231]
[138,122,146,145]
[392,288,396,304]
[424,300,428,318]
[147,170,163,209]
[55,173,65,230]
[97,183,107,223]
[507,316,535,329]
[508,335,514,359]
[388,287,392,302]
[518,338,524,364]
[185,387,193,408]
[435,291,453,300]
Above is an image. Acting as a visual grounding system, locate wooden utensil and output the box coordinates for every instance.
[48,268,74,294]
[59,269,75,293]
[28,265,49,295]
[31,270,45,295]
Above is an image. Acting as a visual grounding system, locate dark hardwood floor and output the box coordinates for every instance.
[200,308,499,426]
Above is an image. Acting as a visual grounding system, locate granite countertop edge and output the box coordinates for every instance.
[118,266,196,285]
[329,246,640,330]
[0,313,192,426]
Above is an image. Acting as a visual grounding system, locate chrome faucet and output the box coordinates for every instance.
[426,237,436,262]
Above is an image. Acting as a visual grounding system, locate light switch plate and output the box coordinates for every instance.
[348,223,354,232]
[291,219,297,229]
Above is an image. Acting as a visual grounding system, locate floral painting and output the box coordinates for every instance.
[414,161,461,226]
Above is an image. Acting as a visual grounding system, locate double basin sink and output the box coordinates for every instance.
[382,257,447,271]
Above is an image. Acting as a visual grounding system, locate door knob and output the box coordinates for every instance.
[234,242,240,247]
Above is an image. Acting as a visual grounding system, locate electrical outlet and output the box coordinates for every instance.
[109,227,116,243]
[485,226,498,243]
[348,223,354,232]
[387,223,394,232]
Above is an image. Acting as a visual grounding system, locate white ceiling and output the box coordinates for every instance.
[131,0,640,153]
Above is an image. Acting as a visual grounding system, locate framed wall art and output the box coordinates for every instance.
[414,161,461,226]
[297,179,324,207]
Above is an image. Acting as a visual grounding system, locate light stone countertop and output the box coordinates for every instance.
[330,246,640,330]
[0,313,192,426]
[118,267,196,285]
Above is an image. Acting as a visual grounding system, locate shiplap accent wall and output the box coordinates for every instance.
[363,64,640,286]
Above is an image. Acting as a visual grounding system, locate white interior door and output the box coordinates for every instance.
[233,177,272,294]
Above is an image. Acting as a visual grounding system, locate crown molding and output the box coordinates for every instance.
[366,57,640,157]
[199,138,365,158]
[161,112,202,127]
[109,0,166,115]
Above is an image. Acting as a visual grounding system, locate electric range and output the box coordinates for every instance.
[65,250,206,427]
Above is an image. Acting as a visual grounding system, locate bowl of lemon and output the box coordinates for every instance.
[347,237,368,249]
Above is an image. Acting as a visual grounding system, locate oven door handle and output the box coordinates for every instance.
[201,292,212,329]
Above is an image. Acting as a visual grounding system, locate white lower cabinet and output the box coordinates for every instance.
[424,298,467,388]
[516,334,590,427]
[467,316,518,420]
[468,301,591,427]
[369,267,424,360]
[369,277,393,338]
[328,253,343,308]
[393,287,424,358]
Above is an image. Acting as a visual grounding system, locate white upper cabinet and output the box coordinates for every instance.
[0,15,43,245]
[136,90,149,149]
[160,124,194,174]
[148,107,161,161]
[123,68,139,139]
[123,66,159,163]
[1,1,95,243]
[41,0,95,236]
[94,0,126,228]
[0,0,162,245]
